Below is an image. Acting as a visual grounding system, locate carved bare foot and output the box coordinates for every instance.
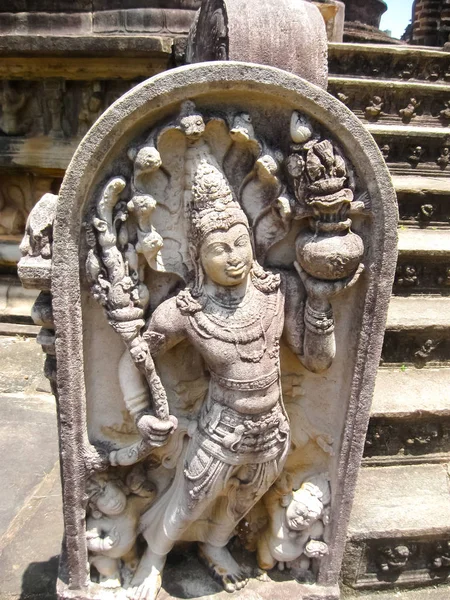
[126,550,166,600]
[198,543,249,593]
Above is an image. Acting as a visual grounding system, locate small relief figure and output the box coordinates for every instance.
[224,112,261,190]
[427,64,440,82]
[19,192,58,260]
[0,81,29,135]
[399,63,414,80]
[399,98,420,123]
[364,96,384,121]
[44,79,65,138]
[86,469,156,588]
[402,423,440,453]
[431,541,450,570]
[336,92,350,106]
[396,265,419,287]
[420,203,437,221]
[437,266,450,287]
[439,101,450,122]
[414,339,441,368]
[377,544,413,576]
[437,147,450,169]
[408,146,424,167]
[380,144,390,160]
[364,422,388,455]
[127,145,167,273]
[256,474,330,581]
[78,82,103,137]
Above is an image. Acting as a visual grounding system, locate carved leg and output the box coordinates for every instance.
[121,547,140,587]
[256,536,277,572]
[126,550,166,600]
[198,460,283,592]
[90,555,121,588]
[289,555,314,583]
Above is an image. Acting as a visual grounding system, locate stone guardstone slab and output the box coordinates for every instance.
[18,62,397,600]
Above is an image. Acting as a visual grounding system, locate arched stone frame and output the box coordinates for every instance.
[52,61,398,595]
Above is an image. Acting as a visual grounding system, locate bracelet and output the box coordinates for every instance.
[304,301,335,334]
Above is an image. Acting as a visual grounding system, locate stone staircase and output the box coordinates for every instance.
[329,42,450,597]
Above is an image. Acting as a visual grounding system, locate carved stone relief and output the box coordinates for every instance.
[364,417,450,466]
[397,194,450,228]
[374,136,450,178]
[0,173,60,238]
[394,260,450,294]
[329,84,450,128]
[0,80,137,139]
[19,63,397,600]
[382,332,448,367]
[328,50,450,84]
[343,537,450,590]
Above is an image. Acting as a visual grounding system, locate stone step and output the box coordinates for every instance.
[365,367,450,466]
[328,77,450,129]
[398,229,450,259]
[395,229,450,295]
[367,124,450,139]
[386,296,450,332]
[394,176,450,196]
[328,42,450,86]
[342,463,450,591]
[372,367,450,419]
[394,176,450,229]
[0,277,37,324]
[342,583,450,599]
[383,296,450,365]
[365,124,450,179]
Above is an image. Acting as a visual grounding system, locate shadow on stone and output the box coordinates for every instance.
[20,555,59,600]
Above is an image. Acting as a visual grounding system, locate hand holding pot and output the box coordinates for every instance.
[295,261,364,311]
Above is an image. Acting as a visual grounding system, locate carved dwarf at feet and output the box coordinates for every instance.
[256,474,330,581]
[86,469,156,589]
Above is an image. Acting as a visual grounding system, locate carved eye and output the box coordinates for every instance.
[208,243,226,256]
[234,235,249,247]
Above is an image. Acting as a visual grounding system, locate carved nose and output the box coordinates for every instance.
[228,257,241,266]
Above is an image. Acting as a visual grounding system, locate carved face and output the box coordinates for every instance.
[200,224,253,287]
[94,481,127,515]
[285,499,320,531]
[180,114,205,139]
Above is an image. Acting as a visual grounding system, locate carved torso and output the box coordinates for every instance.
[149,278,285,414]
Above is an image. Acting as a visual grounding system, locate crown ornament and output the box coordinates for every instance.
[181,108,250,245]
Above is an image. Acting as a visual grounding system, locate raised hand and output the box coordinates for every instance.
[294,261,364,311]
[135,413,178,447]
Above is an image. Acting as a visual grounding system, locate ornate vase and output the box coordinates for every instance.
[289,136,365,281]
[296,218,364,281]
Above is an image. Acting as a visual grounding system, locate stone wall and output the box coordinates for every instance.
[412,0,450,46]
